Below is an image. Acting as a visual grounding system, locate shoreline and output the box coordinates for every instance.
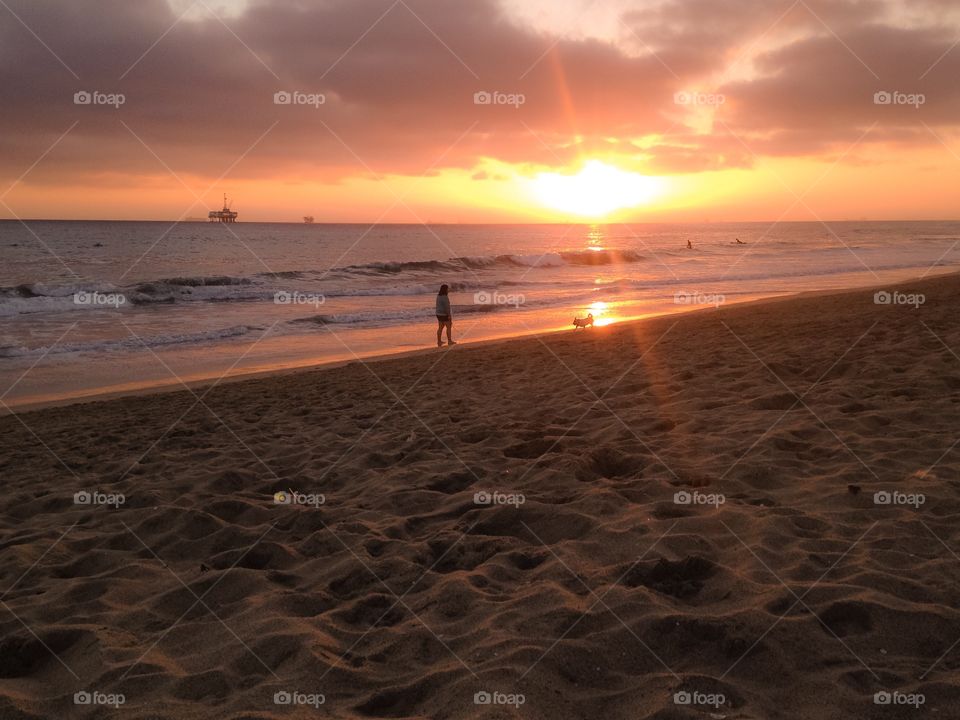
[4,270,951,416]
[5,271,952,415]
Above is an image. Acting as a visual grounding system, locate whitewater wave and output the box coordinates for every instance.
[3,245,956,320]
[339,248,646,274]
[0,325,258,358]
[0,274,566,314]
[0,249,644,313]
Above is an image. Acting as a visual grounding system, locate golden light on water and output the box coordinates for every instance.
[586,225,605,246]
[531,160,664,218]
[588,300,616,326]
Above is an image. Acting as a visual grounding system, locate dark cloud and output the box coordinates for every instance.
[713,22,960,157]
[0,0,958,189]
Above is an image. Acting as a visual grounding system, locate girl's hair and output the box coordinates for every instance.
[438,284,449,295]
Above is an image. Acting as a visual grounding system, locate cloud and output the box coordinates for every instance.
[711,22,960,157]
[0,0,958,191]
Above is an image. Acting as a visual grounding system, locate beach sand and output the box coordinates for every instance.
[2,274,960,718]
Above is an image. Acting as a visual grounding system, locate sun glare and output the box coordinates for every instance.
[532,160,663,217]
[588,300,617,327]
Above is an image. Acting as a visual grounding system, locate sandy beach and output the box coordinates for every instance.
[2,273,959,719]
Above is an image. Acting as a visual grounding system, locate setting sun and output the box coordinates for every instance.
[531,160,664,218]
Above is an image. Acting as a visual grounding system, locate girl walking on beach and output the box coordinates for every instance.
[436,284,455,347]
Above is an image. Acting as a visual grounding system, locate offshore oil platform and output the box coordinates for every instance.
[209,194,238,223]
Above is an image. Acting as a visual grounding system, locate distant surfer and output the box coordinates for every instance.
[436,284,455,347]
[735,238,745,245]
[687,239,693,250]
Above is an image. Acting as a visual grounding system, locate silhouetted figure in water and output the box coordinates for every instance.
[687,239,693,249]
[736,238,746,245]
[436,284,455,347]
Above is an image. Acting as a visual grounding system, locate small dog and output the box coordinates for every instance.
[572,313,594,329]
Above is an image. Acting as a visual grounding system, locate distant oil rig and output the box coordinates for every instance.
[209,194,238,223]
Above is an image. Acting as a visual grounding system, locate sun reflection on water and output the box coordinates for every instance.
[586,225,605,248]
[588,300,616,326]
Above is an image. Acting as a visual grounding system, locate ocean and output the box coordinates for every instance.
[2,220,958,408]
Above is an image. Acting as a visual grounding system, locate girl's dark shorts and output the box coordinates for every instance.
[436,315,451,323]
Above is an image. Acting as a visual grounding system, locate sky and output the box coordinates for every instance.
[1,0,960,222]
